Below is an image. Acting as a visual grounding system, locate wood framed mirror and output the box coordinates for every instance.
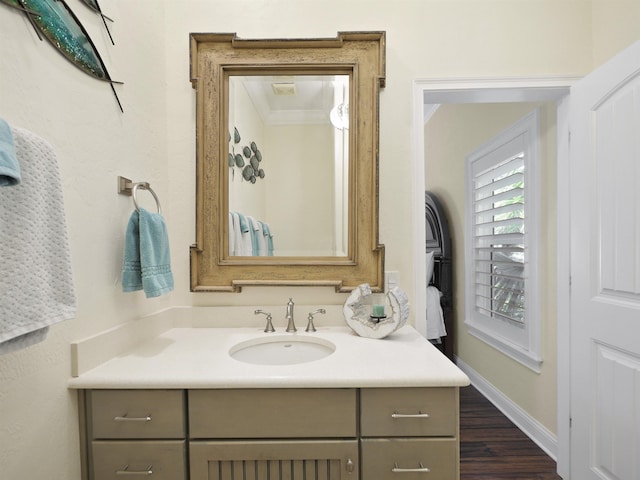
[189,31,385,292]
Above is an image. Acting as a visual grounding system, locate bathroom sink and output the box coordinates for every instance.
[229,335,336,365]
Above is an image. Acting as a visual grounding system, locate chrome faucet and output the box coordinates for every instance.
[285,298,297,332]
[306,308,326,332]
[254,309,275,333]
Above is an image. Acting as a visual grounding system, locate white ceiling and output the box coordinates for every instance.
[241,75,348,125]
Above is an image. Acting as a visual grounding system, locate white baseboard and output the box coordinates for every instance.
[456,357,558,461]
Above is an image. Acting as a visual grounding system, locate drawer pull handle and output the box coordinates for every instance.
[391,411,430,419]
[116,465,153,476]
[392,462,431,474]
[346,458,355,473]
[113,414,152,422]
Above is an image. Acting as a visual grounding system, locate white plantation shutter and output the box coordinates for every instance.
[473,151,525,324]
[465,109,542,371]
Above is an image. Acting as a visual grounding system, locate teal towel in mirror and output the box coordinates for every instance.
[260,221,274,256]
[0,118,21,186]
[122,208,174,298]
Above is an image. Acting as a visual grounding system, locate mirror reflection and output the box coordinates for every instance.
[228,74,350,257]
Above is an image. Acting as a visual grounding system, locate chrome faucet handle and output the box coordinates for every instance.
[254,309,275,333]
[285,298,297,332]
[305,308,326,332]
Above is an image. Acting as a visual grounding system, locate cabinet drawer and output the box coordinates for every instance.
[189,388,356,438]
[361,438,457,480]
[89,390,185,439]
[92,440,186,480]
[360,387,457,437]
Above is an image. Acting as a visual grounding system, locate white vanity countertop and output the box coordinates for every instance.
[68,326,469,389]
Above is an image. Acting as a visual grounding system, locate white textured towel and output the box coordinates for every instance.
[231,212,252,256]
[426,285,447,340]
[0,126,77,354]
[228,212,236,256]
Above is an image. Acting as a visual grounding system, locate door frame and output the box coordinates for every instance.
[412,76,579,478]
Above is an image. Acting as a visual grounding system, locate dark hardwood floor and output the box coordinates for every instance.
[460,385,563,480]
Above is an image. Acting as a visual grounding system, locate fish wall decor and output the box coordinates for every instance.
[1,0,123,111]
[78,0,114,45]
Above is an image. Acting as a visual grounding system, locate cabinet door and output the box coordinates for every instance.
[190,440,358,480]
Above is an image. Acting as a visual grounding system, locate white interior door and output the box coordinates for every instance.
[570,40,640,479]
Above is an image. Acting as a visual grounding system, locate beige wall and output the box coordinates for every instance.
[425,102,558,434]
[2,0,636,478]
[265,123,336,256]
[592,0,640,67]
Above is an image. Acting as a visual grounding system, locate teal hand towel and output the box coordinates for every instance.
[122,208,174,298]
[121,211,143,292]
[0,118,21,186]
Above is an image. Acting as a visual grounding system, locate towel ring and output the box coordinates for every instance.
[131,182,162,214]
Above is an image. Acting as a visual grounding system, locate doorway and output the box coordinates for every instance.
[412,77,576,478]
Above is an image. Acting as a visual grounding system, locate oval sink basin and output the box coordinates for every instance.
[229,335,335,365]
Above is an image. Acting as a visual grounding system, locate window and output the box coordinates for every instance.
[465,109,542,371]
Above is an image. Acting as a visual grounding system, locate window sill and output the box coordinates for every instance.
[465,321,543,373]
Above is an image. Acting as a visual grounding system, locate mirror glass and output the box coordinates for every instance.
[228,74,350,257]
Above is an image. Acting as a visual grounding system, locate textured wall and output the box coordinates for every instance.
[0,3,169,479]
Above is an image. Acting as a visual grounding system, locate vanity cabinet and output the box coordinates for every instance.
[80,387,459,480]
